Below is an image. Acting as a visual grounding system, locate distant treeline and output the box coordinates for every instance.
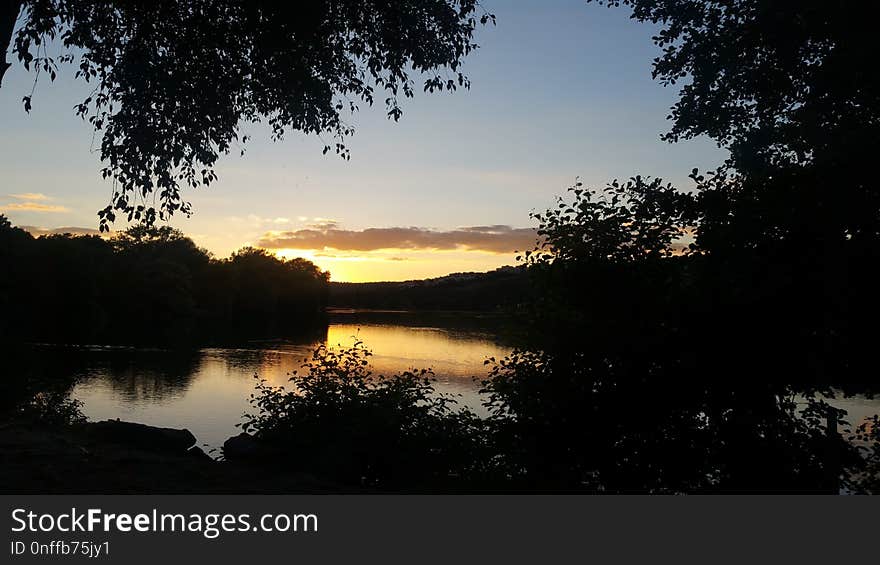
[329,266,530,311]
[0,217,329,346]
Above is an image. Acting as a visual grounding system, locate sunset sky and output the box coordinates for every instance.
[0,0,725,282]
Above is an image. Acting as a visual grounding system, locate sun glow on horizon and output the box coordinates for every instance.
[269,247,518,282]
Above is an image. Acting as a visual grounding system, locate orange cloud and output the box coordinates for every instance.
[258,225,538,254]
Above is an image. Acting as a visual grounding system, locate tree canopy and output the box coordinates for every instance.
[592,0,880,251]
[0,215,330,345]
[2,0,494,229]
[592,1,878,169]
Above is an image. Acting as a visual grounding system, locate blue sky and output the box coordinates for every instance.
[0,0,726,281]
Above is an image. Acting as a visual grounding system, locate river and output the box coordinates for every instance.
[63,310,513,451]
[17,309,878,454]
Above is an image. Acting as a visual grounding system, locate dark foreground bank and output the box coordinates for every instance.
[1,420,344,494]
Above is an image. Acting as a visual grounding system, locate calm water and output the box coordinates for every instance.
[66,311,514,450]
[22,309,879,453]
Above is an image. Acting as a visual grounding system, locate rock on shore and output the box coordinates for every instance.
[82,419,197,454]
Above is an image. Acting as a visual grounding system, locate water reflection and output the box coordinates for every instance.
[77,349,202,402]
[66,312,514,449]
[26,310,876,460]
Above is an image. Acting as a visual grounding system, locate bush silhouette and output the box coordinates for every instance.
[241,341,491,489]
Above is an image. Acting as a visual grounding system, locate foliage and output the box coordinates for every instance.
[590,1,878,169]
[480,348,876,493]
[16,389,85,426]
[590,0,880,252]
[241,341,490,488]
[5,0,494,229]
[850,416,880,494]
[511,178,694,354]
[528,176,694,265]
[0,217,329,346]
[475,166,880,491]
[0,341,85,427]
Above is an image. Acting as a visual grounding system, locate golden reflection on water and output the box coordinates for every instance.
[326,323,511,378]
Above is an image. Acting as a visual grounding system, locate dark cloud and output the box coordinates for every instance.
[258,225,538,254]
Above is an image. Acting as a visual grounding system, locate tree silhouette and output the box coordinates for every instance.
[0,218,330,346]
[590,0,880,251]
[586,1,880,386]
[2,1,494,229]
[528,176,693,265]
[591,1,877,168]
[475,176,879,492]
